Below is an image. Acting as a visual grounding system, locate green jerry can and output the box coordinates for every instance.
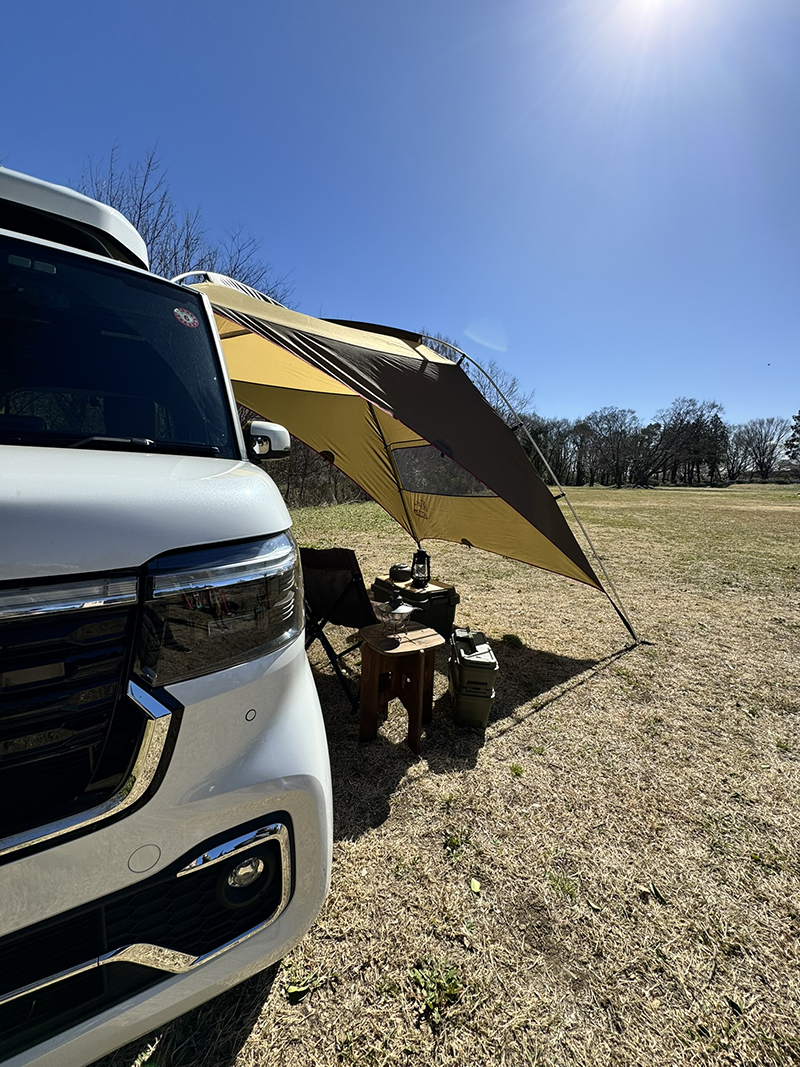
[448,628,498,728]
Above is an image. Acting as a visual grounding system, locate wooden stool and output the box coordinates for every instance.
[358,622,445,754]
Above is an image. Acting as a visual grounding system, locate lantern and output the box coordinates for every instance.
[411,548,431,588]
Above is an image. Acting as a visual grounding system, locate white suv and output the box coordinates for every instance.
[0,168,332,1066]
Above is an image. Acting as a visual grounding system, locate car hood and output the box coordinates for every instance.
[0,446,292,581]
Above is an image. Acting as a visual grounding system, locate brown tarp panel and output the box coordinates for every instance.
[193,282,601,590]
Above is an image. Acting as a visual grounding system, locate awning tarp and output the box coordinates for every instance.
[193,282,601,590]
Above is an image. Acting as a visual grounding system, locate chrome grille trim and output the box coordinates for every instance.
[177,821,289,893]
[0,682,172,859]
[0,822,291,1008]
[0,577,139,622]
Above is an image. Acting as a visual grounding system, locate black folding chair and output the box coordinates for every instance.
[300,547,378,709]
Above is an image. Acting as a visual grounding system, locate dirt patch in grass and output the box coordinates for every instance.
[94,485,800,1067]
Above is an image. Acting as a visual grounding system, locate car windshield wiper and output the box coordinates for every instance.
[68,436,220,456]
[69,435,155,450]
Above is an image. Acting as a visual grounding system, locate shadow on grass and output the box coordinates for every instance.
[309,664,419,841]
[89,964,278,1067]
[486,640,637,738]
[489,639,601,707]
[422,642,606,774]
[313,639,634,834]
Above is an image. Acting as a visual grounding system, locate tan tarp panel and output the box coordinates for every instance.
[194,282,601,590]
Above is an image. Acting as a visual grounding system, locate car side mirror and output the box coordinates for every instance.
[246,420,291,462]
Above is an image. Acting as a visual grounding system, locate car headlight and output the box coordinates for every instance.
[136,532,303,687]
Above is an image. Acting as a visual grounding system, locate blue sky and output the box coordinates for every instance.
[4,0,798,423]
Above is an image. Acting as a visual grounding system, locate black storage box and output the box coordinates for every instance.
[371,575,459,638]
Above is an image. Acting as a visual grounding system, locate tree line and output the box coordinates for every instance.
[517,403,798,488]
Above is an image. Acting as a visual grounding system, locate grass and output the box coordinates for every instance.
[94,484,800,1067]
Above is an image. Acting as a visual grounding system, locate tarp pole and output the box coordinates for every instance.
[419,335,641,644]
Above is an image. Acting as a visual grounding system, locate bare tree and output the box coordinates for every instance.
[655,397,695,482]
[701,412,729,485]
[465,356,535,420]
[724,425,749,481]
[785,410,800,476]
[627,421,663,487]
[584,407,640,488]
[740,417,791,480]
[572,419,593,485]
[650,398,723,484]
[78,146,293,303]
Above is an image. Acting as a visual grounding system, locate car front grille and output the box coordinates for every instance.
[0,599,140,844]
[0,964,159,1062]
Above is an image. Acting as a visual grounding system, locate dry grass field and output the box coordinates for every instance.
[97,484,800,1067]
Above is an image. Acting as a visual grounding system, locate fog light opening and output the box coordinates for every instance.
[228,856,265,888]
[215,847,277,910]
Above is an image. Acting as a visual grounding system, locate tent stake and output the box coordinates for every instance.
[418,334,641,644]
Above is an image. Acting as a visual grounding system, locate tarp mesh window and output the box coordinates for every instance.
[392,445,496,498]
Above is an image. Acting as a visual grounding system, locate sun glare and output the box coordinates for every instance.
[619,0,701,35]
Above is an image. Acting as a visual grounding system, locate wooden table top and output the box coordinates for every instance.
[359,621,446,655]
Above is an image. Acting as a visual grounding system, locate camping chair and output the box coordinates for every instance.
[300,547,378,709]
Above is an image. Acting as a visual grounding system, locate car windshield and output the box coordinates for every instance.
[0,233,237,457]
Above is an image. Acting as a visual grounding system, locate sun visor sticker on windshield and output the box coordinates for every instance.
[392,444,495,498]
[174,308,199,328]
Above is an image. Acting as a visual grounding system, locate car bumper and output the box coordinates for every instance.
[1,634,331,1067]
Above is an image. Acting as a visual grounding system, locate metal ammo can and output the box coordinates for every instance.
[448,628,498,728]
